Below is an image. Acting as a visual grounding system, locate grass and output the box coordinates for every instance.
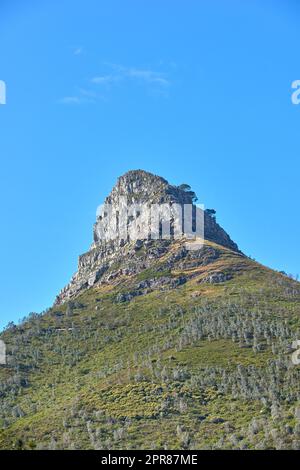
[0,241,299,449]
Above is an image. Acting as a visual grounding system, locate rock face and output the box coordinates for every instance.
[55,170,240,305]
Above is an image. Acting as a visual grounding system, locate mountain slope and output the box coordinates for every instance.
[0,171,300,450]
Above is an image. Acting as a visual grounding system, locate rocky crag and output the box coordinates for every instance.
[55,170,240,305]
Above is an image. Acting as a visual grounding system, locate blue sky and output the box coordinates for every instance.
[0,0,300,329]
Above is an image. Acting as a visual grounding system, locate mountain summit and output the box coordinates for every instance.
[56,170,239,304]
[0,170,299,450]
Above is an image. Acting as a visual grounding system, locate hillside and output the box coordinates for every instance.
[0,171,300,450]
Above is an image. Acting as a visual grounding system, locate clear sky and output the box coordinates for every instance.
[0,0,300,329]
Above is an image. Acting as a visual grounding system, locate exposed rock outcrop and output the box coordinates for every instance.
[55,170,240,305]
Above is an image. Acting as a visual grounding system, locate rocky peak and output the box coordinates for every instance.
[104,169,194,205]
[92,170,195,249]
[55,170,240,305]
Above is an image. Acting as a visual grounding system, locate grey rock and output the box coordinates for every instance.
[200,272,232,284]
[55,170,240,305]
[211,417,225,424]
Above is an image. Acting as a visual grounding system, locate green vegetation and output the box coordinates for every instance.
[0,241,300,450]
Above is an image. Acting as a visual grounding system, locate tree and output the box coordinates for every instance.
[187,191,198,202]
[178,183,191,192]
[178,184,198,202]
[206,208,216,219]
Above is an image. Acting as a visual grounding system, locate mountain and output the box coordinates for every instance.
[55,170,239,305]
[0,170,300,450]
